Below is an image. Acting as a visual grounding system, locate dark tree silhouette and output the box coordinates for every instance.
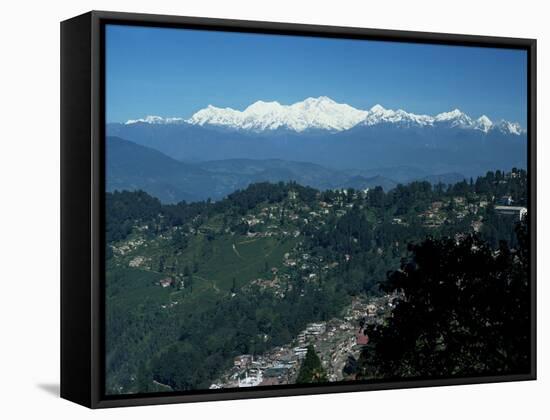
[359,220,530,380]
[296,345,327,383]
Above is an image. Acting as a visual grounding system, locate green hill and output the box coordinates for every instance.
[105,170,528,394]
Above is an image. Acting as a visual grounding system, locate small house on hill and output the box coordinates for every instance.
[159,277,174,288]
[494,205,527,221]
[233,354,253,368]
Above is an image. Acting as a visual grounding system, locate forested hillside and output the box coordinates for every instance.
[105,168,528,393]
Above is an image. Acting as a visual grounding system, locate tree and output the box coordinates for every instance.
[367,186,385,208]
[158,255,165,273]
[296,345,327,383]
[358,222,530,380]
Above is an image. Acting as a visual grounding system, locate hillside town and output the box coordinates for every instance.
[209,294,397,389]
[105,169,528,394]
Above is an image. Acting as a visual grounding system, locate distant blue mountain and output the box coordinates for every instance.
[107,116,526,178]
[107,137,404,203]
[106,136,225,202]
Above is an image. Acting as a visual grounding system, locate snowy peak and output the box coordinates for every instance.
[188,105,243,128]
[362,105,434,127]
[245,100,283,114]
[473,115,493,133]
[295,96,341,111]
[125,115,184,125]
[125,97,524,135]
[435,109,466,121]
[187,96,368,132]
[497,120,522,135]
[434,109,473,128]
[370,104,386,113]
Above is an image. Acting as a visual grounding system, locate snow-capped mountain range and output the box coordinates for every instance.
[124,96,524,135]
[109,95,527,190]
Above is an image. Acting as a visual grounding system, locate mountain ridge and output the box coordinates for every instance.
[106,136,473,203]
[123,96,524,135]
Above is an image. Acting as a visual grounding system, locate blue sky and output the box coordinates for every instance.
[106,24,527,125]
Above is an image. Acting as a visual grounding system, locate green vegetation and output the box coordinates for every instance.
[296,345,327,384]
[105,168,529,393]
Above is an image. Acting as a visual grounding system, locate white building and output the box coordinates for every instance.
[494,205,528,221]
[238,369,263,388]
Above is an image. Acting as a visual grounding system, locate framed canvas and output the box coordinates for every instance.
[60,11,536,408]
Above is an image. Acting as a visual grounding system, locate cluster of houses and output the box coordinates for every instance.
[412,193,527,230]
[210,347,298,389]
[297,322,326,345]
[247,246,342,299]
[249,275,292,298]
[209,295,396,389]
[234,189,362,239]
[111,236,146,256]
[128,255,149,268]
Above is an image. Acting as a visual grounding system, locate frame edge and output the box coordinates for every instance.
[78,10,537,409]
[60,11,94,408]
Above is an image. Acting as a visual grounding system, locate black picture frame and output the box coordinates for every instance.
[60,10,537,409]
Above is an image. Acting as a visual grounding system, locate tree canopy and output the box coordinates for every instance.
[296,345,328,384]
[358,220,530,379]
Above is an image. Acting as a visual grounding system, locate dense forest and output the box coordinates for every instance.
[105,168,529,393]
